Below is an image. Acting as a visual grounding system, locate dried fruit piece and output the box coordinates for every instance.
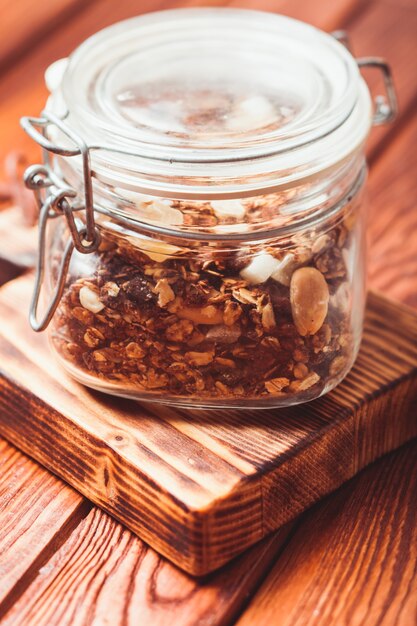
[290,267,329,336]
[271,253,299,286]
[79,286,104,314]
[240,253,280,284]
[125,276,155,304]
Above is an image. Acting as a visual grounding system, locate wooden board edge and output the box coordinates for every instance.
[259,371,417,535]
[0,368,217,575]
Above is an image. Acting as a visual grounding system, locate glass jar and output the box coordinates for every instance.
[21,8,396,408]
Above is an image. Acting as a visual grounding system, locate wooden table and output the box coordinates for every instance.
[0,1,416,624]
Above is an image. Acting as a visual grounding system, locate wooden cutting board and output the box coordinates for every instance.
[0,274,416,576]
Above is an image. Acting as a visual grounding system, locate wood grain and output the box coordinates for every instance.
[235,439,417,626]
[0,274,416,574]
[350,0,417,159]
[0,0,95,72]
[368,112,417,308]
[0,0,415,622]
[0,437,88,614]
[0,206,36,285]
[227,0,365,30]
[1,511,292,626]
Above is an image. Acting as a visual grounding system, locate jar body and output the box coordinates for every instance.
[46,167,367,408]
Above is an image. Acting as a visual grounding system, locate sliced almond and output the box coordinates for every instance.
[154,278,175,308]
[132,238,184,263]
[261,301,276,331]
[231,287,260,306]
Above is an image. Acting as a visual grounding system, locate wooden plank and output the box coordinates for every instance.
[0,0,412,620]
[0,437,88,615]
[228,0,365,30]
[348,0,417,157]
[0,511,292,626]
[235,439,417,626]
[0,206,36,285]
[0,0,171,172]
[0,275,416,574]
[0,0,95,71]
[367,112,417,308]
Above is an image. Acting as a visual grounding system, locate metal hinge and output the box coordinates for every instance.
[331,30,398,125]
[20,111,101,331]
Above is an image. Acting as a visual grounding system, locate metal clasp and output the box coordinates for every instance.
[331,30,397,126]
[357,57,397,125]
[20,111,101,331]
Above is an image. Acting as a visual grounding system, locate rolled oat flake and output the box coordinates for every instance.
[21,8,397,408]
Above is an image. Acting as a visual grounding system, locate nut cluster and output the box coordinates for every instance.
[51,200,357,403]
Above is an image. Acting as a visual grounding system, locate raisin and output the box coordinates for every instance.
[125,276,156,304]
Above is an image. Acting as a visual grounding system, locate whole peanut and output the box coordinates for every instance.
[290,267,329,336]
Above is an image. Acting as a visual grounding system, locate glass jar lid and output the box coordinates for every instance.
[45,8,372,198]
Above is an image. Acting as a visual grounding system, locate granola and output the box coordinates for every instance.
[51,203,357,403]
